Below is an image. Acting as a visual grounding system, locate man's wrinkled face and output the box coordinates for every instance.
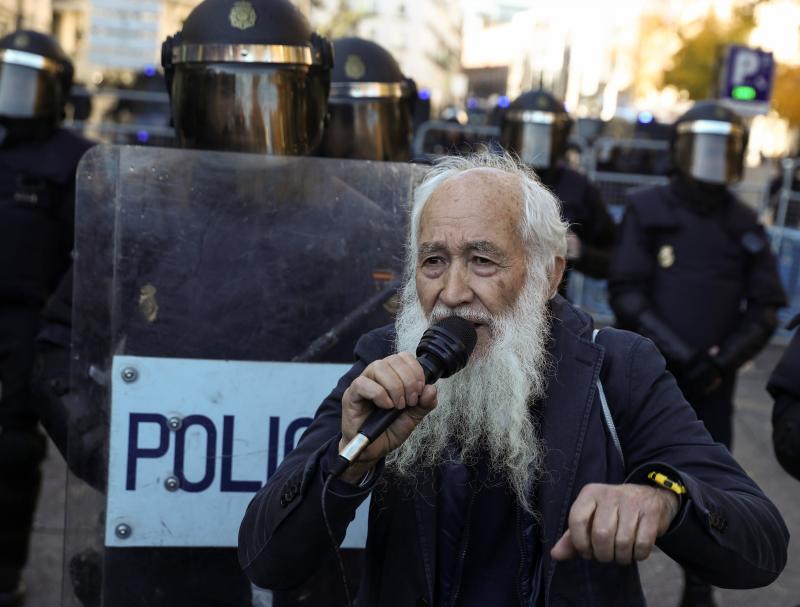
[415,168,529,352]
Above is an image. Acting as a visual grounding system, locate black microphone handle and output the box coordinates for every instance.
[329,354,441,478]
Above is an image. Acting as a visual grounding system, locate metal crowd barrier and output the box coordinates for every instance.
[772,157,800,243]
[412,121,502,158]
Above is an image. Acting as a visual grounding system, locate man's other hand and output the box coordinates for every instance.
[338,352,437,483]
[550,483,680,565]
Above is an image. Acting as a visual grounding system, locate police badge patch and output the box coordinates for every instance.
[230,1,257,30]
[657,244,675,268]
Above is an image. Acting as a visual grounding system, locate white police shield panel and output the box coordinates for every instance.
[106,356,367,549]
[65,145,425,607]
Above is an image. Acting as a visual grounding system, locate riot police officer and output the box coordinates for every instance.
[318,37,415,161]
[500,89,615,287]
[608,100,786,607]
[0,30,94,607]
[767,316,800,481]
[31,1,333,605]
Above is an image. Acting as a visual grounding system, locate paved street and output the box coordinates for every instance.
[22,343,800,607]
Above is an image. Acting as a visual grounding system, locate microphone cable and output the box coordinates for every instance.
[322,474,355,607]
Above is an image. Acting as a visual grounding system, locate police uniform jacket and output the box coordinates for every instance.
[238,295,788,606]
[1,129,93,427]
[0,129,94,308]
[609,178,786,374]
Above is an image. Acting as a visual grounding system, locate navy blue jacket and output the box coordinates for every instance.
[238,296,788,606]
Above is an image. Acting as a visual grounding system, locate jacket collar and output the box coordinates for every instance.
[411,295,605,603]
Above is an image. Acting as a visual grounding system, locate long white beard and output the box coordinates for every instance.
[389,265,553,513]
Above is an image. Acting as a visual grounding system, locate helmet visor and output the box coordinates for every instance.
[502,111,570,169]
[0,62,61,120]
[171,63,327,155]
[675,120,745,184]
[320,96,411,161]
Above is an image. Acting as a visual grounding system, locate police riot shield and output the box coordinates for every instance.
[64,146,425,607]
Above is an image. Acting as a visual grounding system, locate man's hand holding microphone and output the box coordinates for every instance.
[338,351,439,484]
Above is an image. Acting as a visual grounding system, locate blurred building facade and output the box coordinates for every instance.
[461,0,644,119]
[0,0,52,34]
[309,0,464,110]
[53,0,198,83]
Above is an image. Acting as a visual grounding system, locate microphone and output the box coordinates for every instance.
[329,316,477,478]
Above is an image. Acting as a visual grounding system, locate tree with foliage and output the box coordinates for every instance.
[662,4,759,100]
[317,0,375,39]
[773,63,800,127]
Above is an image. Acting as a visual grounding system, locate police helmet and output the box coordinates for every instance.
[318,37,415,161]
[162,0,333,154]
[500,89,572,169]
[0,30,73,135]
[672,101,747,185]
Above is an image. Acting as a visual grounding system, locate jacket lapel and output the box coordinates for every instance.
[536,309,604,602]
[413,469,438,605]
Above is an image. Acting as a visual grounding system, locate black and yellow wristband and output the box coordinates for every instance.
[647,471,686,497]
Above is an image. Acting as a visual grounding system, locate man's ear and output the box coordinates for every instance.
[548,257,566,298]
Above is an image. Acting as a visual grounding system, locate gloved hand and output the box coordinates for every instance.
[679,351,722,399]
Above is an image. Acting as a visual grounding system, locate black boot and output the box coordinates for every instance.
[680,571,717,607]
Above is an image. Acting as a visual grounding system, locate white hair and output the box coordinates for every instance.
[406,149,568,280]
[386,150,569,513]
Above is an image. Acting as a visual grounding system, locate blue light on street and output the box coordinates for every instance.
[467,97,478,109]
[498,95,510,108]
[418,88,431,101]
[638,111,654,124]
[137,131,151,143]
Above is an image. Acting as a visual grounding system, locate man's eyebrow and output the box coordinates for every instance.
[418,241,446,256]
[464,240,506,257]
[418,240,507,258]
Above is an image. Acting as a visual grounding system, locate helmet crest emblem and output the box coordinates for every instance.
[13,33,29,48]
[345,55,366,79]
[230,1,257,31]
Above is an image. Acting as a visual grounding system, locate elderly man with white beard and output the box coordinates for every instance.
[238,152,788,607]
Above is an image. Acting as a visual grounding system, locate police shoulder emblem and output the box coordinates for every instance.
[657,244,675,268]
[230,1,257,31]
[345,54,366,80]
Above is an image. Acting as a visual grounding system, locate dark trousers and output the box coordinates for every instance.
[0,308,46,590]
[682,373,737,449]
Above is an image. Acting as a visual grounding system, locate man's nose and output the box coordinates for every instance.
[439,265,474,308]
